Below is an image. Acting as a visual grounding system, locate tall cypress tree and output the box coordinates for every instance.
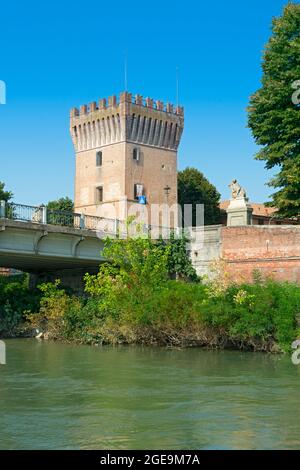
[248,2,300,217]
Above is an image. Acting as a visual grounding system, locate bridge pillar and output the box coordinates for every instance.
[29,267,99,295]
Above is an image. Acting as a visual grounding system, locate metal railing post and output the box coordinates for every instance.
[0,200,5,218]
[80,214,85,229]
[40,205,47,224]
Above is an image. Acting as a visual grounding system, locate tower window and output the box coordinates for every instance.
[96,186,103,203]
[133,147,140,162]
[96,151,102,167]
[134,183,143,200]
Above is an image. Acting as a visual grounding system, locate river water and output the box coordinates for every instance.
[0,339,300,449]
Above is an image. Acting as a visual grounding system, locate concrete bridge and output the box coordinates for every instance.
[0,201,165,291]
[0,218,105,271]
[0,202,112,291]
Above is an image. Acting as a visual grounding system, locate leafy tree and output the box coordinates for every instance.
[0,181,13,202]
[178,167,221,225]
[157,232,199,282]
[85,236,170,298]
[47,197,74,212]
[248,3,300,217]
[47,197,74,226]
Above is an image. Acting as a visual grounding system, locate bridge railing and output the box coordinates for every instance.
[0,201,135,235]
[0,201,180,238]
[0,201,103,231]
[47,209,82,228]
[0,202,45,223]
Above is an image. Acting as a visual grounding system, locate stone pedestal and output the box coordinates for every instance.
[226,197,253,226]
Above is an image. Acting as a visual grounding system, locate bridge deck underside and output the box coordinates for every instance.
[0,220,105,273]
[0,252,102,272]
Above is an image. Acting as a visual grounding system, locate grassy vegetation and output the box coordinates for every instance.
[21,236,300,353]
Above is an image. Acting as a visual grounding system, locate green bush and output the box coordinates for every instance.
[201,280,300,351]
[0,274,41,337]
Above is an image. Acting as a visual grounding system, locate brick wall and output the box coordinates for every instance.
[221,226,300,283]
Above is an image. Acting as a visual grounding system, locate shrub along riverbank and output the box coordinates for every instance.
[1,235,300,353]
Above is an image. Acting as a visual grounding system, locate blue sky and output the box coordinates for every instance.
[0,0,293,205]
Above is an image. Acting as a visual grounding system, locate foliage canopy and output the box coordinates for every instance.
[248,3,300,217]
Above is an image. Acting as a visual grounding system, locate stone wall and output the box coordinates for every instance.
[191,225,300,283]
[189,225,222,278]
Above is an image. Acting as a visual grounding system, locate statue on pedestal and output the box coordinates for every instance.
[226,179,252,226]
[228,179,246,200]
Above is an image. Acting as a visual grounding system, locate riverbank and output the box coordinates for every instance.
[1,236,300,353]
[2,275,300,353]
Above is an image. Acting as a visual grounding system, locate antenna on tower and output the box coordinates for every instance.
[176,66,179,107]
[124,52,128,91]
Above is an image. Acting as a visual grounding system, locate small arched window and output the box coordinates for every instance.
[133,147,140,162]
[96,151,102,167]
[96,186,103,203]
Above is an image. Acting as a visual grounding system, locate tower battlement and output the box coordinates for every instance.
[70,91,184,118]
[70,91,184,152]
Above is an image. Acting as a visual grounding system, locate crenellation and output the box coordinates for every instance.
[156,100,164,111]
[108,95,117,107]
[145,97,153,108]
[135,94,143,105]
[70,107,79,117]
[72,92,184,121]
[120,91,132,103]
[99,98,106,109]
[90,101,97,112]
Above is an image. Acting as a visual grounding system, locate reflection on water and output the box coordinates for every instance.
[0,339,299,449]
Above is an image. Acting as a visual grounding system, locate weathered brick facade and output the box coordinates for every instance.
[191,225,300,283]
[221,226,300,283]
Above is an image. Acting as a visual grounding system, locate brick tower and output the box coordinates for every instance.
[70,91,184,225]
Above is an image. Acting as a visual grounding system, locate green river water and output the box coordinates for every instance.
[0,339,300,449]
